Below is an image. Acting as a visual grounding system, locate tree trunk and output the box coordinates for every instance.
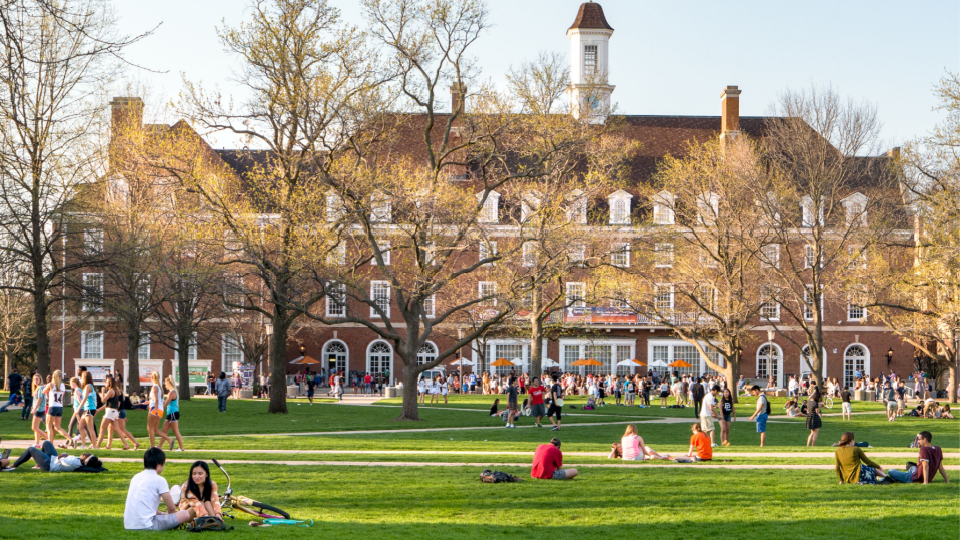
[177,332,191,402]
[126,326,142,394]
[268,315,289,414]
[34,292,50,378]
[529,313,544,380]
[948,352,957,404]
[3,348,10,392]
[720,355,740,404]
[396,356,421,421]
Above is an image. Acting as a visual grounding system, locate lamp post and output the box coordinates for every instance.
[886,347,893,367]
[264,324,273,393]
[766,330,776,388]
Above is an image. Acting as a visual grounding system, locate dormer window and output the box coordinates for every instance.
[567,189,587,224]
[697,191,720,225]
[326,192,345,222]
[652,190,675,225]
[521,191,541,223]
[841,192,868,227]
[477,190,500,223]
[800,195,824,227]
[371,192,391,223]
[608,190,632,225]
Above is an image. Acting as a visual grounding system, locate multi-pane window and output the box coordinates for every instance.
[697,192,720,225]
[223,273,244,312]
[654,284,674,312]
[478,281,498,307]
[673,345,700,378]
[583,344,612,376]
[695,286,716,312]
[843,345,867,388]
[583,45,597,74]
[521,242,536,267]
[761,244,780,268]
[371,281,391,318]
[368,342,392,375]
[652,345,669,365]
[654,243,673,268]
[327,242,346,266]
[699,248,717,268]
[611,243,630,268]
[847,298,866,321]
[566,282,585,309]
[760,287,780,320]
[803,286,815,321]
[478,191,500,223]
[326,282,346,317]
[847,246,866,269]
[417,342,438,365]
[82,273,103,312]
[81,331,103,359]
[138,332,151,360]
[653,191,675,225]
[370,193,391,223]
[609,197,630,224]
[174,333,198,360]
[134,273,151,309]
[479,241,497,266]
[83,228,103,256]
[570,244,586,266]
[423,294,436,318]
[801,197,823,227]
[804,245,817,269]
[222,334,243,368]
[372,241,391,266]
[326,193,344,222]
[757,344,780,383]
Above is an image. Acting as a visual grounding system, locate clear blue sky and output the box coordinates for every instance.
[114,0,959,151]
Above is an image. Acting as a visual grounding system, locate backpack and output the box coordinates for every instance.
[480,469,522,483]
[187,516,232,532]
[760,395,771,415]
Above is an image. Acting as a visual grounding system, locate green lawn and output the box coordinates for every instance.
[0,462,954,539]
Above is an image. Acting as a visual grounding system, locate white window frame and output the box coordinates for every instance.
[370,280,391,318]
[611,242,630,268]
[521,242,536,267]
[761,244,780,269]
[83,228,103,256]
[326,282,346,317]
[567,190,587,224]
[654,243,673,268]
[843,344,870,388]
[760,288,780,321]
[477,191,500,223]
[479,241,497,267]
[561,338,636,374]
[804,245,818,269]
[326,192,344,222]
[583,44,597,74]
[847,300,866,322]
[80,330,104,359]
[570,243,586,266]
[372,240,391,266]
[652,191,675,225]
[696,191,720,225]
[478,281,498,307]
[566,282,585,309]
[803,285,823,321]
[654,284,674,312]
[800,196,824,227]
[842,192,868,228]
[756,343,784,388]
[370,192,391,223]
[222,334,244,369]
[328,242,346,266]
[82,273,103,312]
[608,190,633,225]
[647,339,723,378]
[138,332,151,360]
[423,294,436,318]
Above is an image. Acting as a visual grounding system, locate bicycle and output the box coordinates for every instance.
[212,458,290,521]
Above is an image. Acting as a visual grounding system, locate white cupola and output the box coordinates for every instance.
[566,2,615,124]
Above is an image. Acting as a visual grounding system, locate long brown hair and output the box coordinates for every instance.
[80,371,93,388]
[838,432,855,446]
[623,424,638,437]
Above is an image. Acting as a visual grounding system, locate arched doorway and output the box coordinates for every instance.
[843,344,869,389]
[323,340,348,375]
[756,344,783,388]
[367,341,392,376]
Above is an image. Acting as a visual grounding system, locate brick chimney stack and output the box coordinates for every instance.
[450,83,467,114]
[719,85,741,147]
[109,97,144,171]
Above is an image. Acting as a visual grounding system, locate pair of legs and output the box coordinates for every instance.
[807,427,820,446]
[159,417,184,451]
[8,440,57,470]
[147,411,172,448]
[46,412,70,445]
[841,402,852,421]
[719,420,731,445]
[418,391,425,404]
[217,396,227,412]
[31,412,48,445]
[107,416,139,450]
[552,468,578,480]
[20,396,33,420]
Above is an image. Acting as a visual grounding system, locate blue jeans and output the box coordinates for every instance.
[13,440,56,471]
[21,395,32,420]
[887,467,915,483]
[0,396,17,412]
[217,395,227,412]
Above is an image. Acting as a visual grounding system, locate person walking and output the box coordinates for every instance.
[215,372,230,413]
[700,385,720,447]
[158,375,184,452]
[306,372,316,405]
[719,387,736,446]
[805,386,823,447]
[840,386,852,421]
[691,378,705,417]
[20,372,33,421]
[147,372,172,449]
[528,377,547,428]
[748,385,769,447]
[547,377,563,431]
[29,374,48,446]
[205,372,214,396]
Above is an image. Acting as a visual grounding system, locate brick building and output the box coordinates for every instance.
[50,2,915,391]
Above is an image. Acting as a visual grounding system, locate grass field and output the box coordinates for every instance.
[1,393,956,539]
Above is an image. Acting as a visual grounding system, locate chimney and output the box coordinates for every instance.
[719,86,741,148]
[450,83,467,114]
[109,97,144,171]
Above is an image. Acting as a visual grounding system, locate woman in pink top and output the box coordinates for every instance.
[609,425,672,460]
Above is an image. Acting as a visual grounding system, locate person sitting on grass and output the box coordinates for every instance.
[489,398,500,417]
[784,397,799,417]
[674,423,713,463]
[607,424,671,461]
[886,431,949,485]
[937,404,954,419]
[531,437,578,480]
[124,447,197,530]
[177,461,222,519]
[834,432,886,485]
[1,442,101,472]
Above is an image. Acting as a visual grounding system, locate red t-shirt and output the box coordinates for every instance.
[531,443,563,479]
[364,374,372,384]
[691,432,713,460]
[912,445,943,482]
[529,386,546,405]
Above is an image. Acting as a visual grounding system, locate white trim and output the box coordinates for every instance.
[74,358,116,386]
[172,359,213,387]
[366,340,393,374]
[121,359,164,391]
[756,343,784,388]
[221,334,244,371]
[561,337,636,373]
[842,343,870,388]
[645,339,725,377]
[371,280,391,318]
[323,339,350,373]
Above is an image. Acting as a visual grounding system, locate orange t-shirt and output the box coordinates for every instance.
[691,432,713,460]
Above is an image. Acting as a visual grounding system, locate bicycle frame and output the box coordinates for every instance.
[211,459,289,521]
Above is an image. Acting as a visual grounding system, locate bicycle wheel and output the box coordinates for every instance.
[249,500,290,520]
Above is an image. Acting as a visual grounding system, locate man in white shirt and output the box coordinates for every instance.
[700,386,720,447]
[788,376,799,397]
[124,448,196,530]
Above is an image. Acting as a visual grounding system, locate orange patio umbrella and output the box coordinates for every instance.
[571,358,604,366]
[668,360,693,368]
[490,358,515,367]
[291,355,320,365]
[630,359,647,366]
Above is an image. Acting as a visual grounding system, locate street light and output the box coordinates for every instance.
[886,348,893,365]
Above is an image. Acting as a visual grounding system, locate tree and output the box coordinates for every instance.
[599,136,773,401]
[179,0,386,413]
[0,0,148,378]
[0,274,34,390]
[752,85,900,391]
[856,73,960,402]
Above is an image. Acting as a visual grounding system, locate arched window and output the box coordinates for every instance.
[323,340,348,374]
[843,345,869,389]
[756,344,782,388]
[367,341,392,376]
[417,342,438,365]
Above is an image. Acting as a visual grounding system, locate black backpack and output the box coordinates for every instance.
[480,469,522,483]
[761,396,771,415]
[187,516,233,532]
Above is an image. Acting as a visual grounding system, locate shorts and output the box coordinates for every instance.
[48,406,63,418]
[530,403,546,417]
[886,400,897,410]
[756,413,768,433]
[551,469,570,480]
[659,391,669,398]
[722,414,731,423]
[166,412,180,423]
[146,512,182,531]
[700,416,715,432]
[149,407,164,418]
[507,402,518,412]
[307,389,315,398]
[119,409,127,420]
[83,409,95,417]
[104,408,119,420]
[547,404,562,420]
[841,402,852,414]
[626,392,634,399]
[35,409,45,419]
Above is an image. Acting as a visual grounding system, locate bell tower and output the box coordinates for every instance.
[566,2,615,123]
